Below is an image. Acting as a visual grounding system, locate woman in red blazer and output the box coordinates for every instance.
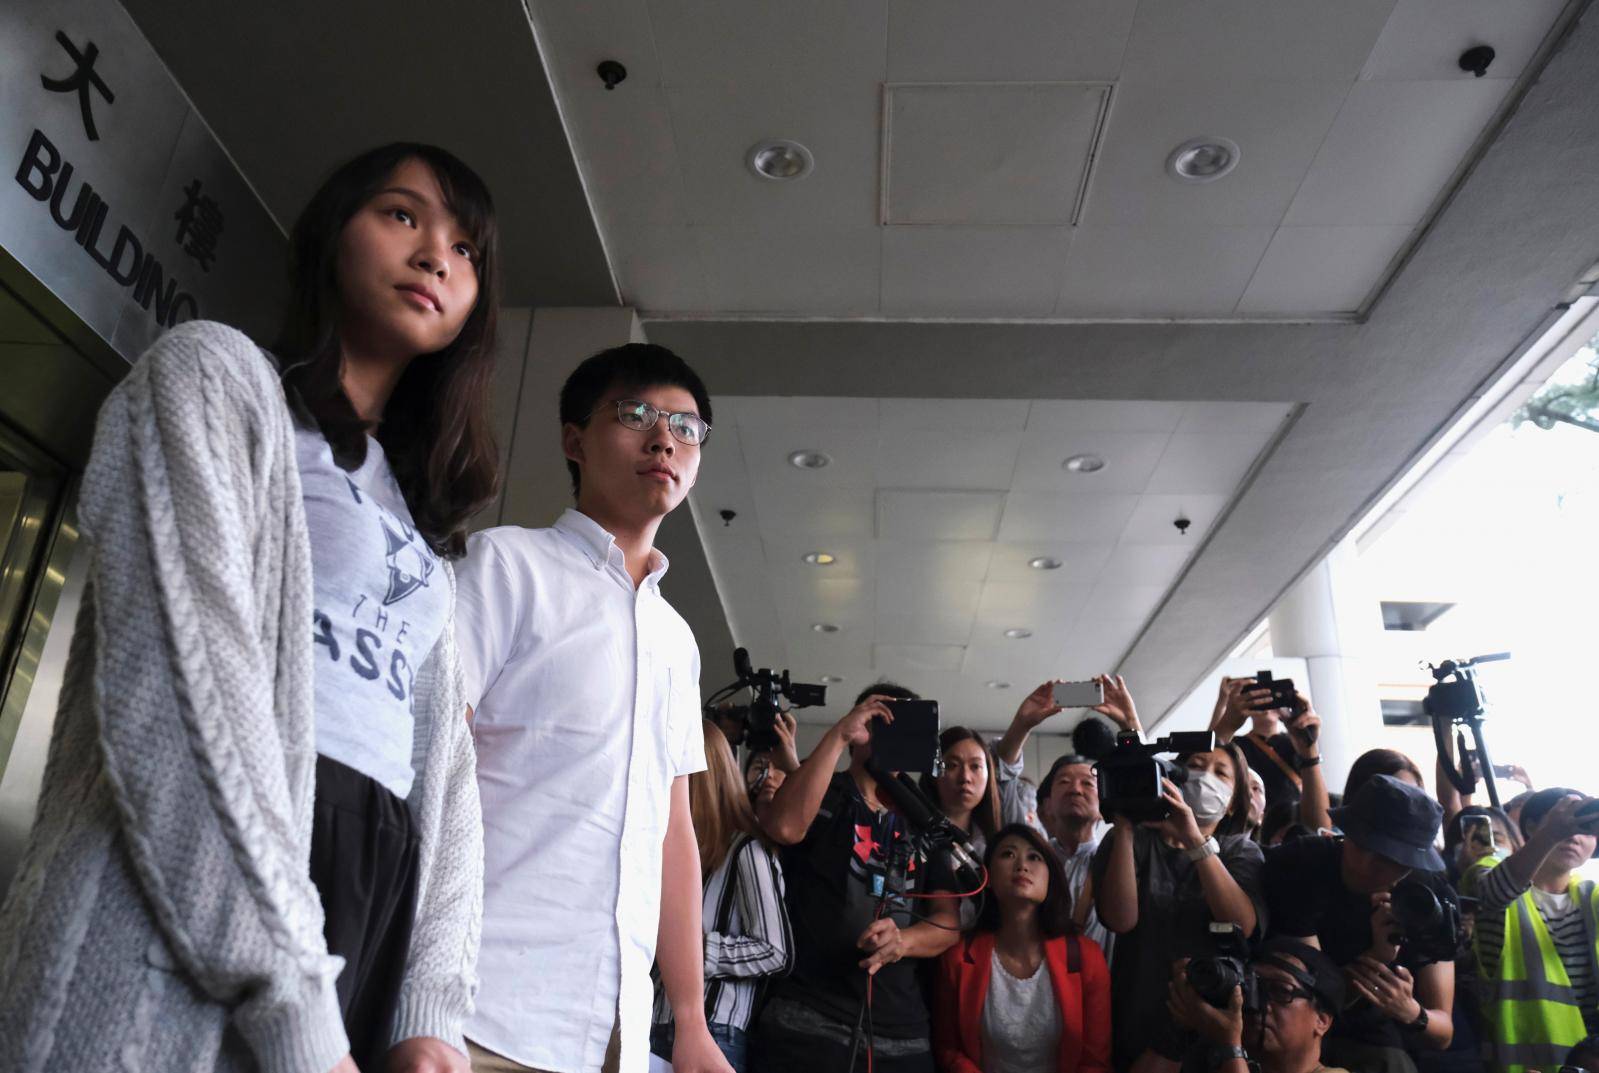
[935,823,1112,1073]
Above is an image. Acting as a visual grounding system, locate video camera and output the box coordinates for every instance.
[703,647,826,754]
[1096,729,1217,823]
[1425,652,1510,807]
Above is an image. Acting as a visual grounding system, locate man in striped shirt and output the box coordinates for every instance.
[1462,788,1599,1073]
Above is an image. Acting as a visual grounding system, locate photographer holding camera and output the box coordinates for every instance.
[1461,787,1599,1073]
[751,684,962,1073]
[1263,775,1457,1073]
[1093,739,1265,1070]
[1151,938,1350,1073]
[1211,678,1329,829]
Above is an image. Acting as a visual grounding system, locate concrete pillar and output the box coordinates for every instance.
[1266,537,1385,794]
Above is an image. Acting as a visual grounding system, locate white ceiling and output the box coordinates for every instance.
[690,396,1291,728]
[533,0,1568,320]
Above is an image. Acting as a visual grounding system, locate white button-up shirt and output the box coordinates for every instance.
[455,510,707,1073]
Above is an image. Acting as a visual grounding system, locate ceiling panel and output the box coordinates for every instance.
[1056,225,1277,316]
[884,83,1110,225]
[985,541,1117,584]
[1118,493,1230,544]
[880,227,1073,316]
[1084,79,1350,227]
[1359,0,1573,82]
[881,398,1032,432]
[874,612,978,646]
[1096,543,1196,587]
[1081,579,1170,623]
[692,224,882,314]
[885,0,1138,83]
[743,423,880,488]
[875,643,968,674]
[1285,78,1515,226]
[1028,400,1187,433]
[1176,401,1296,433]
[647,0,889,88]
[877,489,1007,541]
[998,492,1143,542]
[750,485,876,537]
[769,575,875,620]
[1119,0,1399,85]
[1012,429,1173,493]
[764,535,877,578]
[876,429,1024,489]
[736,396,882,429]
[876,541,996,588]
[1146,433,1273,493]
[1238,225,1415,314]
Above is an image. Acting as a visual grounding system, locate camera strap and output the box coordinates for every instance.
[1245,732,1302,791]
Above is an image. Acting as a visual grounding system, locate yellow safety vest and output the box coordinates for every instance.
[1473,863,1599,1073]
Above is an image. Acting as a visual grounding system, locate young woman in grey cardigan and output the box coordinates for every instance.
[0,144,501,1073]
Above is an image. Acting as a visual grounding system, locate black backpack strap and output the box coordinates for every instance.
[1066,934,1081,973]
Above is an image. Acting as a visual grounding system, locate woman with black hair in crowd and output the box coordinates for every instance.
[924,727,1005,854]
[651,720,793,1073]
[0,144,502,1073]
[935,823,1112,1073]
[1093,741,1266,1071]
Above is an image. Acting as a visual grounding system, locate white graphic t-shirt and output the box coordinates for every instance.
[295,421,447,798]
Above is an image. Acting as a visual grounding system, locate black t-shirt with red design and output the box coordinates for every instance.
[771,771,956,1036]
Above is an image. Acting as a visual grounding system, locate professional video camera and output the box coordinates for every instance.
[1385,879,1465,963]
[702,647,826,754]
[1425,652,1510,808]
[1096,729,1217,823]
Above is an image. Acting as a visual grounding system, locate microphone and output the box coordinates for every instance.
[866,762,983,889]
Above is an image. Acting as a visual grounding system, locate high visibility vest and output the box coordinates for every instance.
[1473,863,1599,1073]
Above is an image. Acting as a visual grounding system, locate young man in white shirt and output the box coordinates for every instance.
[454,344,731,1073]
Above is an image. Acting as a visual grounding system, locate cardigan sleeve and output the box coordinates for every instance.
[389,593,484,1053]
[80,322,347,1073]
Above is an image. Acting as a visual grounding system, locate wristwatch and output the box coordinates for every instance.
[1209,1044,1249,1070]
[1405,1007,1430,1033]
[1185,836,1221,862]
[1295,754,1322,769]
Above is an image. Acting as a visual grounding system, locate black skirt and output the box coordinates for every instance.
[308,754,422,1069]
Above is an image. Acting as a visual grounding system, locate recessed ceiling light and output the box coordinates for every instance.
[1167,137,1241,183]
[812,622,840,634]
[985,680,1011,690]
[748,139,814,181]
[820,674,845,684]
[788,449,831,470]
[1063,453,1106,473]
[1029,556,1063,571]
[802,551,836,566]
[1003,628,1033,640]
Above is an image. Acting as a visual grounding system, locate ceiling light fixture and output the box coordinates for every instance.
[802,551,836,566]
[985,680,1011,690]
[812,622,840,634]
[1062,453,1106,473]
[1029,556,1063,571]
[1003,628,1033,640]
[748,139,815,181]
[1167,137,1241,184]
[788,449,831,470]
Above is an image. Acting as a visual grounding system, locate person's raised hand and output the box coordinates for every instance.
[671,1020,737,1073]
[1093,674,1142,735]
[1014,680,1065,730]
[835,695,894,748]
[387,1037,468,1073]
[1363,892,1401,964]
[1148,777,1204,850]
[1533,794,1594,845]
[1346,957,1421,1025]
[857,917,905,975]
[1286,694,1321,759]
[1503,762,1534,790]
[1210,679,1268,743]
[1166,960,1244,1048]
[772,710,802,774]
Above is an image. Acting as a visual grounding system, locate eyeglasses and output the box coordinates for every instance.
[1261,982,1314,1008]
[593,398,710,447]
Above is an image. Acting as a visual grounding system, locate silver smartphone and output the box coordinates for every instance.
[1053,679,1104,708]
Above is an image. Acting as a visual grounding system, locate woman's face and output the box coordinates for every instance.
[936,739,988,816]
[745,754,785,810]
[991,834,1049,910]
[335,157,480,361]
[1248,771,1266,825]
[1184,749,1238,789]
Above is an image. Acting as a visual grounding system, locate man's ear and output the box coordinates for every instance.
[1313,1007,1334,1039]
[562,422,586,469]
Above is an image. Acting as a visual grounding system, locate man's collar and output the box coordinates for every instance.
[554,509,670,585]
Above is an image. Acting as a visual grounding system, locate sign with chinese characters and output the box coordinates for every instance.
[0,0,285,362]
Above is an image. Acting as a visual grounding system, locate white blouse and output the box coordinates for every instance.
[981,950,1063,1073]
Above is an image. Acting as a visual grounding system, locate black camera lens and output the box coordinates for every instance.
[1186,956,1247,1009]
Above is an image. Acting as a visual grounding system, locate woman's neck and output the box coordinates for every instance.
[1250,712,1283,737]
[994,906,1044,958]
[339,339,414,424]
[943,803,973,832]
[1533,864,1573,895]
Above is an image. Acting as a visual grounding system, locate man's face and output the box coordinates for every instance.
[1341,839,1412,894]
[1245,960,1330,1057]
[1048,763,1100,827]
[563,383,703,523]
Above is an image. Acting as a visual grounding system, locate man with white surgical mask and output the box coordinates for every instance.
[1093,743,1267,1071]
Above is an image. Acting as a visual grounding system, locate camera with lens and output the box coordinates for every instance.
[706,647,826,754]
[1425,652,1510,806]
[1185,923,1261,1012]
[1385,879,1464,963]
[1096,729,1217,823]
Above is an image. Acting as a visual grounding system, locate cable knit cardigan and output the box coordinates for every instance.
[0,321,483,1073]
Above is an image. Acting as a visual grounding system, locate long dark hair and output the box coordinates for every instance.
[1178,742,1255,838]
[919,726,1002,838]
[974,823,1074,937]
[275,142,501,558]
